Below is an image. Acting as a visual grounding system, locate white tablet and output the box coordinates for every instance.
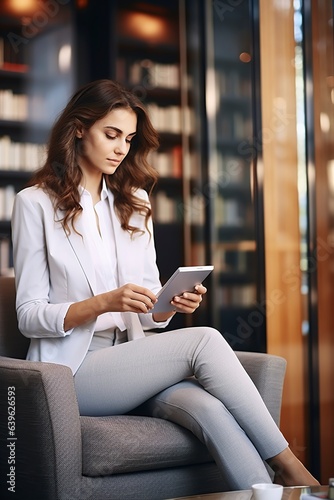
[151,265,214,313]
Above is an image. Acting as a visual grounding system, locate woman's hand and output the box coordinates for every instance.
[171,284,207,313]
[152,284,207,323]
[105,284,157,314]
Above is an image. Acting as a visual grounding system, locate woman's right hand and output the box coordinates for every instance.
[104,284,158,314]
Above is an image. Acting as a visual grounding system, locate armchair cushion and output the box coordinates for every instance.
[81,415,213,476]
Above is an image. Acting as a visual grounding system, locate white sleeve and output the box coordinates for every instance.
[12,189,73,338]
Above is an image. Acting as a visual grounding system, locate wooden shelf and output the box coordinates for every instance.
[0,220,11,232]
[0,119,49,134]
[155,176,182,190]
[0,170,32,178]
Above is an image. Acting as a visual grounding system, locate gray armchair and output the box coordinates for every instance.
[0,276,287,500]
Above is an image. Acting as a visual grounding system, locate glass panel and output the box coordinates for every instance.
[203,1,264,351]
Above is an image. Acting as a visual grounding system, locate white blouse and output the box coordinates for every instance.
[79,179,126,347]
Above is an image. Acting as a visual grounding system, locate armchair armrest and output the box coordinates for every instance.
[0,356,82,500]
[235,351,287,426]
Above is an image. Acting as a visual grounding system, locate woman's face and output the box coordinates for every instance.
[76,107,137,178]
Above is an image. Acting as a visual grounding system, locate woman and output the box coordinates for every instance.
[11,79,319,490]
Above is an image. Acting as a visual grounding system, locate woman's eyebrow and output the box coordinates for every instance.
[104,126,136,136]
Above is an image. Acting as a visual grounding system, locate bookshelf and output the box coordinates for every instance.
[0,2,74,274]
[114,10,180,257]
[183,0,266,350]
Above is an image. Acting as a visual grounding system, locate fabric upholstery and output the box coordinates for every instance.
[81,415,213,476]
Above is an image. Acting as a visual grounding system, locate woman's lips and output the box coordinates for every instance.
[107,158,120,165]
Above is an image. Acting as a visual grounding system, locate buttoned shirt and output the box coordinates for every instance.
[79,178,126,337]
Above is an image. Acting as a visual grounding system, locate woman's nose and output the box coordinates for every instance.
[114,139,127,155]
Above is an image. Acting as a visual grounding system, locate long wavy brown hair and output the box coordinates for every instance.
[28,79,159,235]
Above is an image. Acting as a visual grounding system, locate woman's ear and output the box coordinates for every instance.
[76,127,83,139]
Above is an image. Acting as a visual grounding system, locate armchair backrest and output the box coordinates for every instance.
[0,275,29,359]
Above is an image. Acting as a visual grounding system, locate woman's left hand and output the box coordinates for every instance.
[171,284,207,314]
[152,284,207,322]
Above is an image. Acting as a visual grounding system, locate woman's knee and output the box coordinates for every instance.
[194,326,230,348]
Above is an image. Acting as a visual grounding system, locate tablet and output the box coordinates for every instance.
[151,265,214,313]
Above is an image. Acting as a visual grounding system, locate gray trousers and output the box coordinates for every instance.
[74,326,288,490]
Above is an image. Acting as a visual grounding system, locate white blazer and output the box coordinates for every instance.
[11,185,169,374]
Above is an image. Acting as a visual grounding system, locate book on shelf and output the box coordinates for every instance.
[152,191,177,223]
[214,196,243,227]
[0,136,46,171]
[0,37,3,67]
[1,62,29,72]
[217,112,251,141]
[147,104,194,135]
[217,155,246,186]
[191,243,206,267]
[219,284,256,306]
[233,112,245,140]
[0,236,14,276]
[0,89,28,121]
[150,145,182,178]
[0,36,28,71]
[180,193,205,226]
[220,249,249,274]
[129,59,180,89]
[0,185,15,220]
[217,70,251,98]
[153,191,205,225]
[147,103,181,133]
[117,58,180,90]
